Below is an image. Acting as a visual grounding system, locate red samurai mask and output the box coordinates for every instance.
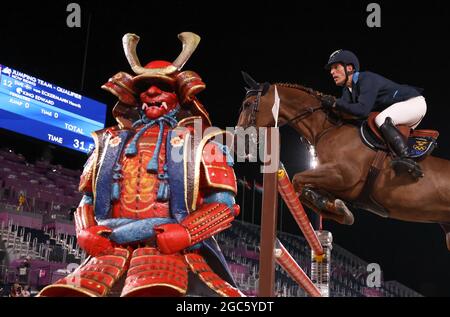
[102,32,211,126]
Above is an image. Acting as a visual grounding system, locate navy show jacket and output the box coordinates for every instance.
[335,71,422,117]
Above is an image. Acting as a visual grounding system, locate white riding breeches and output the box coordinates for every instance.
[375,96,427,129]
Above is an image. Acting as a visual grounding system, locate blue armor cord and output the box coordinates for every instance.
[111,163,122,201]
[114,107,179,203]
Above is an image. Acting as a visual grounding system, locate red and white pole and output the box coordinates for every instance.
[277,166,324,256]
[274,239,321,297]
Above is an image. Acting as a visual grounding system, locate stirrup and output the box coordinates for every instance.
[391,157,424,179]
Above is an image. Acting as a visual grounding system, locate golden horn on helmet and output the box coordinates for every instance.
[172,32,201,70]
[122,32,200,76]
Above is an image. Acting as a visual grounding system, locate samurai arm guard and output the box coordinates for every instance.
[155,202,240,254]
[181,202,240,244]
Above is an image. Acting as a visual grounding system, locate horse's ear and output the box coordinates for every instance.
[241,71,259,89]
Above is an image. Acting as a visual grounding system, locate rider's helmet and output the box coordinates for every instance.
[324,49,360,72]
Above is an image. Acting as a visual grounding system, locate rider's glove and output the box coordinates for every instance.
[321,95,336,108]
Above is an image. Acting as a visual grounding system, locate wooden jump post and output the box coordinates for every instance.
[258,139,326,296]
[258,87,327,297]
[258,127,280,297]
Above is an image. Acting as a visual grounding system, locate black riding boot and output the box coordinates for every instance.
[379,117,424,179]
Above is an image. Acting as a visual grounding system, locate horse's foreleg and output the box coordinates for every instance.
[291,163,356,225]
[292,163,348,192]
[299,189,355,225]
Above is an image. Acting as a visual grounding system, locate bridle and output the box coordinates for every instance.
[240,83,342,146]
[241,83,269,129]
[242,83,324,127]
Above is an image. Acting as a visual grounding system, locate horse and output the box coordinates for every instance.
[235,72,450,250]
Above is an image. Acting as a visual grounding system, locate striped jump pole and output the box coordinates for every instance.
[277,165,324,256]
[274,239,321,297]
[276,164,333,297]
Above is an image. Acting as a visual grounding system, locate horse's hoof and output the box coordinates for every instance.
[335,199,354,225]
[446,233,450,251]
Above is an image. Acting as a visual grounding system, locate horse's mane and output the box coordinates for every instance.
[275,82,328,101]
[275,82,357,126]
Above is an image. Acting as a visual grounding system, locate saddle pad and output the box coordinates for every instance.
[407,136,437,159]
[361,122,437,159]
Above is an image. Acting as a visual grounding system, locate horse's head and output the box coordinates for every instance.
[236,71,276,129]
[234,72,277,159]
[237,71,341,148]
[237,72,331,130]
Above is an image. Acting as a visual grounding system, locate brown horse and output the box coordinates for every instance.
[236,73,450,250]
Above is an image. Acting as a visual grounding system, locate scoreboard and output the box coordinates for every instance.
[0,64,106,153]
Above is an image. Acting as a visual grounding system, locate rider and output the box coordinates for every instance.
[322,49,427,179]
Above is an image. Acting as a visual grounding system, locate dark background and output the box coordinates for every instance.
[1,0,449,296]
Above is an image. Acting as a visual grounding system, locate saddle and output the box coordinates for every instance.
[353,112,439,218]
[360,112,439,159]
